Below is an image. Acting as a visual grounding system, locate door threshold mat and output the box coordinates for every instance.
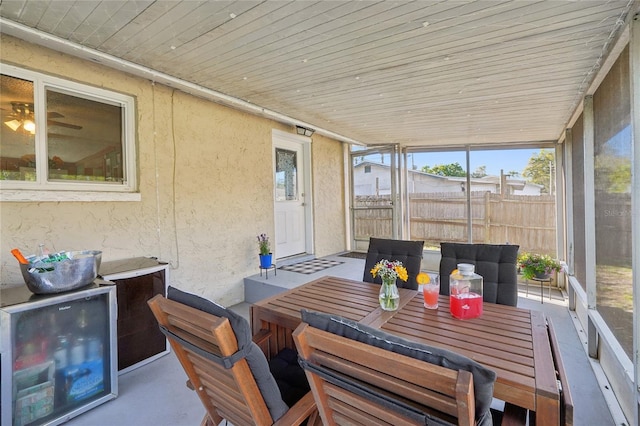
[279,259,344,274]
[338,251,367,259]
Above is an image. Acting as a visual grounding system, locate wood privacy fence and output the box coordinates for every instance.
[354,191,557,256]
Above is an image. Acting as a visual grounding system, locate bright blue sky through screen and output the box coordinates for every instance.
[408,148,544,177]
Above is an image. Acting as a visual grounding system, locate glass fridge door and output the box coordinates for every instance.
[1,285,117,426]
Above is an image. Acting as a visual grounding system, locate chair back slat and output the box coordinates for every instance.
[325,383,423,425]
[148,295,274,426]
[294,322,475,426]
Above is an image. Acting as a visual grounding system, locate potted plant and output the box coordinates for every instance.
[517,252,561,280]
[257,233,272,268]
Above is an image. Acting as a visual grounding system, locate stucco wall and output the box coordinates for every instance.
[311,134,347,257]
[0,35,347,305]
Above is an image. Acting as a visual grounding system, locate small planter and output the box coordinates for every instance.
[259,253,273,269]
[518,252,561,280]
[534,272,552,280]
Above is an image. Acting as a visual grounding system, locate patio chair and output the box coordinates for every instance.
[362,237,425,289]
[147,287,319,426]
[439,243,520,307]
[294,309,500,426]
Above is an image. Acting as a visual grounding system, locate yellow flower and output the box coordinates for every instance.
[370,264,381,276]
[395,265,408,281]
[371,259,408,282]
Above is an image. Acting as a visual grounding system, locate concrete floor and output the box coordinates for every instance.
[65,253,626,426]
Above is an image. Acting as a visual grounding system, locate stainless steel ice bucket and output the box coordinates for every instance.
[20,250,102,294]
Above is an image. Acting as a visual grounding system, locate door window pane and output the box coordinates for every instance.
[275,148,297,201]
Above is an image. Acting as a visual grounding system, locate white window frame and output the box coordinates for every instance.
[0,64,139,202]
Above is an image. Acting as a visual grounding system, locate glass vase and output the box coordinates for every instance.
[379,278,400,311]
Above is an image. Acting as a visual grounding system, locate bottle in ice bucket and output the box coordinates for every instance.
[449,263,483,319]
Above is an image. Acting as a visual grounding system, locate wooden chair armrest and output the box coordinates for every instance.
[273,391,318,426]
[252,328,272,345]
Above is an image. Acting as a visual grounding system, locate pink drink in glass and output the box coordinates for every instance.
[423,283,439,309]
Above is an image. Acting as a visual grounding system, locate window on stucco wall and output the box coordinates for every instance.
[0,64,137,198]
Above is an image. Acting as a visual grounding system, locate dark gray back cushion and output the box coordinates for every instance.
[167,286,289,421]
[301,309,496,426]
[439,243,519,307]
[362,237,425,289]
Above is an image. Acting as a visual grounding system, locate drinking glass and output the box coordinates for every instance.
[422,275,440,309]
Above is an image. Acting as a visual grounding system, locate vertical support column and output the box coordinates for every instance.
[400,147,411,240]
[582,96,596,311]
[344,143,353,251]
[465,147,472,242]
[390,144,400,239]
[582,95,599,359]
[564,128,576,304]
[555,141,566,290]
[629,11,640,426]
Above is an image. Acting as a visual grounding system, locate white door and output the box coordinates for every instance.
[273,131,311,259]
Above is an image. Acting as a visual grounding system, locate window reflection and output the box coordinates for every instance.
[275,148,297,201]
[0,75,36,181]
[0,73,125,184]
[46,89,123,182]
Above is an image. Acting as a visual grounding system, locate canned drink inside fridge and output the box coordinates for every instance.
[53,336,69,369]
[87,337,101,360]
[70,338,86,365]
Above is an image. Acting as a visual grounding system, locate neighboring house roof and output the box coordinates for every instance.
[354,161,539,190]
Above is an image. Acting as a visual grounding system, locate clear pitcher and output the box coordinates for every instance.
[449,263,483,319]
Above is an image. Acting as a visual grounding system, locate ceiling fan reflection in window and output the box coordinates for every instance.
[3,102,83,134]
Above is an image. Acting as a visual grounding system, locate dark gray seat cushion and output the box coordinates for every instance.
[362,237,425,289]
[301,309,497,426]
[439,243,519,307]
[167,286,291,421]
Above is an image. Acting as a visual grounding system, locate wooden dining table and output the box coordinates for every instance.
[250,275,561,425]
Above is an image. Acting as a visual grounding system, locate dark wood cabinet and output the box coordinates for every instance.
[99,258,169,373]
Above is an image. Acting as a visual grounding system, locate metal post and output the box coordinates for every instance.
[629,11,640,426]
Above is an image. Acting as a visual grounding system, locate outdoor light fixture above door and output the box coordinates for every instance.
[295,125,314,137]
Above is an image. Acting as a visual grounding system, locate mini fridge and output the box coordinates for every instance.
[0,283,118,426]
[99,257,169,374]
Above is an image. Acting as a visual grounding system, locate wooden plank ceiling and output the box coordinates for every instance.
[0,0,637,147]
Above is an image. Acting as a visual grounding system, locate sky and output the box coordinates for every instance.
[409,149,542,177]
